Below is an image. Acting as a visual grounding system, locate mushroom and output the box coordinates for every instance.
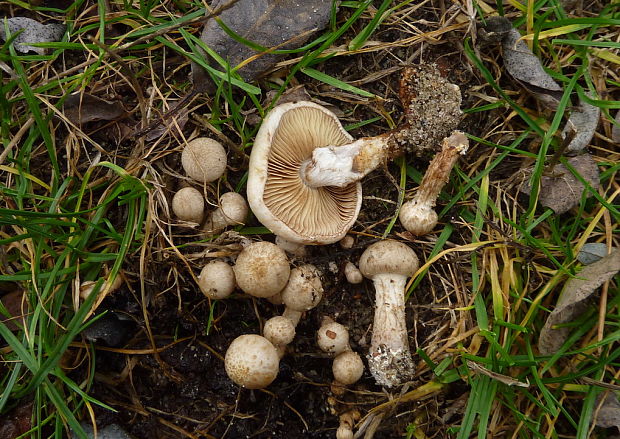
[224,334,280,389]
[336,411,361,439]
[233,241,290,298]
[399,131,468,236]
[280,264,323,325]
[317,318,364,386]
[247,101,363,245]
[359,240,419,387]
[339,235,355,249]
[263,315,296,357]
[317,318,351,355]
[181,137,227,183]
[332,351,364,386]
[275,235,306,257]
[172,186,205,223]
[204,192,249,234]
[197,260,235,299]
[343,262,362,284]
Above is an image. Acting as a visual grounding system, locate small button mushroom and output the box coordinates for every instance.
[399,131,468,236]
[225,334,280,389]
[332,351,364,385]
[197,260,235,299]
[233,241,290,298]
[172,187,205,223]
[281,264,323,321]
[343,261,362,284]
[359,240,419,387]
[317,318,351,356]
[339,235,355,249]
[275,235,306,257]
[204,192,249,234]
[336,411,360,439]
[181,137,227,183]
[263,316,296,357]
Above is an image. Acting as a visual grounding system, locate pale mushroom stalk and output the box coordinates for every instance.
[300,134,399,188]
[399,131,468,236]
[359,240,419,387]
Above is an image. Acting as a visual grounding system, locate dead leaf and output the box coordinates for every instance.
[577,242,608,265]
[480,17,565,109]
[521,154,600,214]
[191,0,332,93]
[502,28,564,108]
[561,97,600,153]
[612,109,620,144]
[0,17,65,55]
[62,93,127,125]
[594,392,620,429]
[145,99,190,141]
[538,248,620,355]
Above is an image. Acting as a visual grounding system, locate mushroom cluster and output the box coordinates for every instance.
[222,241,326,389]
[172,137,249,234]
[317,318,364,386]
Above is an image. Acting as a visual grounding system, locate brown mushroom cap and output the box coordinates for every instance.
[233,241,290,298]
[247,102,362,245]
[225,334,279,389]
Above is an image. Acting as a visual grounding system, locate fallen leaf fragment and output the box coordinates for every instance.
[481,17,564,109]
[502,28,564,108]
[538,248,620,355]
[594,391,620,429]
[561,97,600,153]
[521,154,600,214]
[62,93,126,125]
[191,0,332,93]
[577,242,608,265]
[0,17,65,55]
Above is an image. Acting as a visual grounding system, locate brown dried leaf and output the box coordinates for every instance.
[538,248,620,355]
[62,93,126,125]
[191,0,332,93]
[0,17,65,55]
[521,154,600,214]
[561,97,600,153]
[594,392,620,429]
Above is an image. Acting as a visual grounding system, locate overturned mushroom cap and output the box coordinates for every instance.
[247,102,362,245]
[233,241,290,298]
[225,334,279,389]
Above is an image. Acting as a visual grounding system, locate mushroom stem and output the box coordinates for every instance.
[368,273,413,384]
[359,240,419,387]
[300,134,398,188]
[399,131,468,236]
